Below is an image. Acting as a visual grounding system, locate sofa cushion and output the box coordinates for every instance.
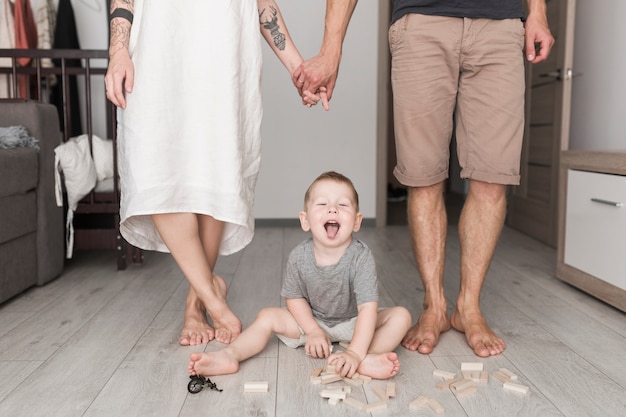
[0,192,37,245]
[0,233,37,304]
[0,148,38,198]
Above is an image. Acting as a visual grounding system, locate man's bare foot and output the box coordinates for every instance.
[402,308,451,353]
[450,306,505,357]
[205,275,242,344]
[180,291,214,346]
[356,352,401,380]
[188,350,239,376]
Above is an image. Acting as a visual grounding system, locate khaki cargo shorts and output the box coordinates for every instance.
[389,14,526,186]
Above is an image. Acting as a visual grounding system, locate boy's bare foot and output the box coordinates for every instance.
[180,292,214,346]
[402,308,451,353]
[451,306,505,357]
[188,351,239,376]
[357,352,401,380]
[205,275,242,344]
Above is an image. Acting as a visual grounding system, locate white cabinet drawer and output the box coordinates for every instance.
[564,170,626,290]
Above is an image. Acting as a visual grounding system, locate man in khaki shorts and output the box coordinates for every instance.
[389,0,554,357]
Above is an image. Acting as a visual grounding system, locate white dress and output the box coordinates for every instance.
[117,0,263,255]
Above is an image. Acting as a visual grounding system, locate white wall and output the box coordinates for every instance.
[255,2,379,220]
[569,0,626,151]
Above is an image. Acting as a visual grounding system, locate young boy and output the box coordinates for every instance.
[188,171,411,379]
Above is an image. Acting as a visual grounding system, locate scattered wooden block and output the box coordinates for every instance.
[436,378,456,390]
[427,398,445,414]
[503,381,530,395]
[409,395,429,410]
[468,371,488,383]
[433,369,457,380]
[499,367,518,380]
[311,367,323,377]
[363,400,388,412]
[372,386,388,401]
[342,376,364,386]
[479,371,489,383]
[461,362,484,371]
[320,374,343,384]
[450,378,474,392]
[320,389,347,400]
[339,341,351,349]
[492,370,510,383]
[359,374,372,384]
[328,397,340,406]
[343,396,366,411]
[455,384,478,398]
[386,381,396,398]
[244,381,268,393]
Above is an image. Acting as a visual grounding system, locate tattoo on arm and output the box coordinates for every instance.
[259,6,286,51]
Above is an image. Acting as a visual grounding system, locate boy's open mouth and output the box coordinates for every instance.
[324,221,340,239]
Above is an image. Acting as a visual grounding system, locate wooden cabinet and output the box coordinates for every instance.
[558,151,626,311]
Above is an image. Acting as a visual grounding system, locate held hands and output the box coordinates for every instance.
[304,329,332,358]
[327,349,362,378]
[105,49,134,109]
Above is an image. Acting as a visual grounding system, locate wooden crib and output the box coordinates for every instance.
[0,48,142,270]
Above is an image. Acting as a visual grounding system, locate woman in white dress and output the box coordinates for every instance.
[105,0,319,345]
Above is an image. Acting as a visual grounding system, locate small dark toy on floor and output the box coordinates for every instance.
[188,375,223,394]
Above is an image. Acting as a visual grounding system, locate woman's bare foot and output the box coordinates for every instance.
[356,352,401,380]
[180,291,214,346]
[188,350,239,376]
[205,275,242,344]
[402,308,450,353]
[450,306,505,357]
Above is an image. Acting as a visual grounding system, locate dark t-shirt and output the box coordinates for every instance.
[391,0,524,26]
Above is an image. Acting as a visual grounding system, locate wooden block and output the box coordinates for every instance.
[492,370,510,383]
[320,374,343,384]
[479,371,489,383]
[427,398,445,414]
[325,385,351,393]
[320,389,347,400]
[343,396,366,411]
[433,369,457,380]
[461,362,484,371]
[462,370,472,379]
[499,367,518,380]
[455,384,478,398]
[342,376,363,386]
[310,376,322,385]
[359,374,372,384]
[450,378,474,392]
[469,371,482,382]
[311,367,323,377]
[339,340,351,349]
[363,401,388,413]
[372,386,388,401]
[386,381,396,398]
[328,397,340,406]
[244,381,268,393]
[503,381,530,394]
[435,378,455,390]
[409,395,429,410]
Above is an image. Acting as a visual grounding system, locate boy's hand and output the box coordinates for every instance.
[304,329,331,358]
[327,349,361,378]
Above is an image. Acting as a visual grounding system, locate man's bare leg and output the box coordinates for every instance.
[152,213,241,344]
[402,182,451,353]
[451,180,506,357]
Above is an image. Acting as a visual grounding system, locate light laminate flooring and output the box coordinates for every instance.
[0,225,624,417]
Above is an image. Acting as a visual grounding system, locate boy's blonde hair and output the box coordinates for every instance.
[304,171,360,211]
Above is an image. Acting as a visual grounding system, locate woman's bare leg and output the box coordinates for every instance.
[188,307,301,376]
[152,212,241,344]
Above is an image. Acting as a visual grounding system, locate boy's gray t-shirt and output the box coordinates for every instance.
[281,238,379,327]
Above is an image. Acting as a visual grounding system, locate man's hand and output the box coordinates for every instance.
[292,54,337,110]
[525,6,555,63]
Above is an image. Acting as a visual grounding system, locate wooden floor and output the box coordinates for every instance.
[0,224,624,417]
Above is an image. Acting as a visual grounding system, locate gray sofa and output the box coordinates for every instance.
[0,99,64,304]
